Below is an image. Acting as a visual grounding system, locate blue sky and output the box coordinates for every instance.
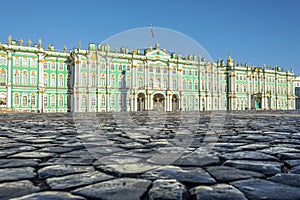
[1,0,300,75]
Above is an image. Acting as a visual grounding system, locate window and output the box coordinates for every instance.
[82,96,87,106]
[44,74,48,86]
[82,61,87,69]
[14,71,20,85]
[163,67,168,74]
[30,72,36,85]
[138,77,143,87]
[189,70,192,76]
[91,75,96,87]
[149,66,153,72]
[126,65,130,71]
[101,95,106,106]
[173,79,177,90]
[0,56,7,65]
[101,77,106,87]
[91,96,96,106]
[59,95,64,107]
[195,70,198,77]
[22,72,28,85]
[50,75,56,87]
[101,64,106,70]
[14,93,20,106]
[23,58,28,67]
[118,77,123,87]
[43,62,48,69]
[22,95,28,107]
[126,76,131,87]
[81,73,86,86]
[31,59,36,67]
[172,68,176,74]
[58,75,64,87]
[183,79,186,90]
[44,95,48,107]
[51,62,56,70]
[111,95,115,107]
[149,77,154,88]
[163,79,167,89]
[110,76,115,87]
[189,81,193,90]
[110,64,115,71]
[14,57,20,66]
[119,65,123,71]
[0,70,6,84]
[50,95,56,107]
[183,69,186,76]
[156,76,161,88]
[31,95,36,107]
[195,81,198,90]
[91,62,96,69]
[138,65,143,72]
[156,67,160,73]
[59,63,64,71]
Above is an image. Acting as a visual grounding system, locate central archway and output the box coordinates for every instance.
[153,93,165,111]
[137,93,146,111]
[172,94,179,111]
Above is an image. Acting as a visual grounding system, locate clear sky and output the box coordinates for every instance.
[1,0,300,75]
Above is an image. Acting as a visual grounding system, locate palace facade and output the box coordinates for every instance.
[0,36,296,112]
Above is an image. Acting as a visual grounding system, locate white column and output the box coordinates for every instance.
[134,93,137,111]
[38,53,45,112]
[6,51,12,109]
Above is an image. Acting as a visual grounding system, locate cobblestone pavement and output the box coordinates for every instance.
[1,111,300,200]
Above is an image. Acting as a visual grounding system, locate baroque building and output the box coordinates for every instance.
[294,76,300,109]
[0,36,296,112]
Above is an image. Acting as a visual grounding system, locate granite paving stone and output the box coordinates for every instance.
[0,180,40,200]
[268,173,300,187]
[190,184,247,200]
[142,165,216,184]
[11,191,86,200]
[205,166,265,182]
[148,179,190,200]
[232,178,300,200]
[72,178,152,200]
[224,160,283,176]
[38,165,94,179]
[0,167,36,182]
[46,170,113,190]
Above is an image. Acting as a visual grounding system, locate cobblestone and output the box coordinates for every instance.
[0,111,300,199]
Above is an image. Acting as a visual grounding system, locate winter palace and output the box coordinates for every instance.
[0,36,297,112]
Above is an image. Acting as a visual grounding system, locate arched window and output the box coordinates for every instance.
[156,66,160,73]
[126,76,131,87]
[101,74,106,87]
[0,69,6,84]
[43,73,48,86]
[156,76,161,88]
[58,75,64,87]
[101,95,106,106]
[173,78,177,90]
[50,95,56,107]
[59,95,64,107]
[163,78,168,89]
[30,71,36,85]
[14,70,20,85]
[22,95,28,107]
[81,73,86,86]
[22,71,28,85]
[189,81,193,90]
[110,75,115,87]
[195,81,198,90]
[149,76,153,88]
[111,95,115,107]
[50,74,56,87]
[91,74,97,87]
[31,94,36,107]
[44,95,48,107]
[183,79,187,90]
[91,96,96,106]
[81,95,86,107]
[14,93,20,106]
[138,76,143,87]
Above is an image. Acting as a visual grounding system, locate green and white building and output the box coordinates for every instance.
[0,36,296,112]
